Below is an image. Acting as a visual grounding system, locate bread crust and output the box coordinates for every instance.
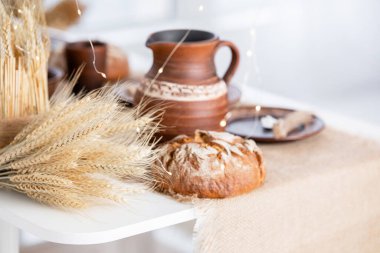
[154,130,265,198]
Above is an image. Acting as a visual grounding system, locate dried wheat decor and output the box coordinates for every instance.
[0,83,163,209]
[0,0,164,209]
[0,0,50,119]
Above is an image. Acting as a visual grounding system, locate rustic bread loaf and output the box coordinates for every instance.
[154,130,265,198]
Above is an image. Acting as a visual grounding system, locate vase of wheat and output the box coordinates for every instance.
[0,0,49,146]
[0,1,163,210]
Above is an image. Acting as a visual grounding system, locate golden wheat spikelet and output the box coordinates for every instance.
[0,83,163,209]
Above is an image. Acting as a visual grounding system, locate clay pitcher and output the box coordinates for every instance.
[135,29,240,140]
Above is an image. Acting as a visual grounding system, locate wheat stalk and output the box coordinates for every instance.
[0,0,49,120]
[0,1,164,210]
[0,83,163,209]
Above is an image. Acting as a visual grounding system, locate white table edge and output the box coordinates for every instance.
[1,207,195,245]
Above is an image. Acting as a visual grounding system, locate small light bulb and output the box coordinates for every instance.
[198,4,204,12]
[136,127,141,133]
[158,67,164,74]
[255,105,261,112]
[75,0,82,16]
[100,72,107,79]
[220,119,227,127]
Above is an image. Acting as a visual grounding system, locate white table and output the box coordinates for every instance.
[1,88,379,253]
[0,191,194,253]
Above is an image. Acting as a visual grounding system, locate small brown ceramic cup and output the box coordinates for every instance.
[65,41,107,93]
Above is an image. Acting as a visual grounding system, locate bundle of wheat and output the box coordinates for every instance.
[0,82,163,209]
[0,0,50,119]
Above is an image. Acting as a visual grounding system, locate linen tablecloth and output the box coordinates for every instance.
[194,128,380,252]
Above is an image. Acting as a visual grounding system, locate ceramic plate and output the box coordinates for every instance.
[226,106,325,143]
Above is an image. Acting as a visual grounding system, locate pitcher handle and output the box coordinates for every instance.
[216,40,240,85]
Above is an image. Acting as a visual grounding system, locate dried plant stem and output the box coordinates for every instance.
[0,1,49,120]
[0,84,163,209]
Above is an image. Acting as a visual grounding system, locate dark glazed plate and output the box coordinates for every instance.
[226,106,325,143]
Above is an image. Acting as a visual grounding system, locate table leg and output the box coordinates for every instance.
[0,219,19,253]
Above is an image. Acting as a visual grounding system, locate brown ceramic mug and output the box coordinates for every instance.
[65,41,107,93]
[134,29,240,141]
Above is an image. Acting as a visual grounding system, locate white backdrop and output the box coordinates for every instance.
[47,0,380,124]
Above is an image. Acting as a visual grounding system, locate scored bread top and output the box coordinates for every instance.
[155,130,265,198]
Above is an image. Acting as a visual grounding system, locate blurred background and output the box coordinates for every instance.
[23,0,380,252]
[46,0,380,124]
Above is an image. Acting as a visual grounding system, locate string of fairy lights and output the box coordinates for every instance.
[75,0,107,80]
[73,1,262,135]
[75,0,82,16]
[73,1,206,83]
[148,29,191,86]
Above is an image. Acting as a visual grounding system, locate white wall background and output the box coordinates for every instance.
[47,0,380,126]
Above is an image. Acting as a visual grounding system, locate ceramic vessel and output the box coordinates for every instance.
[134,29,240,140]
[65,41,107,93]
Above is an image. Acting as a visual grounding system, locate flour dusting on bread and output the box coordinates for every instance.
[154,130,266,198]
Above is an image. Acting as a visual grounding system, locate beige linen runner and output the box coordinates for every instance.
[193,128,380,253]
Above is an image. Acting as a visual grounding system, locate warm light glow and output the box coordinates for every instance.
[220,119,227,127]
[158,67,164,74]
[136,127,141,133]
[89,40,107,79]
[255,105,261,112]
[75,0,82,16]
